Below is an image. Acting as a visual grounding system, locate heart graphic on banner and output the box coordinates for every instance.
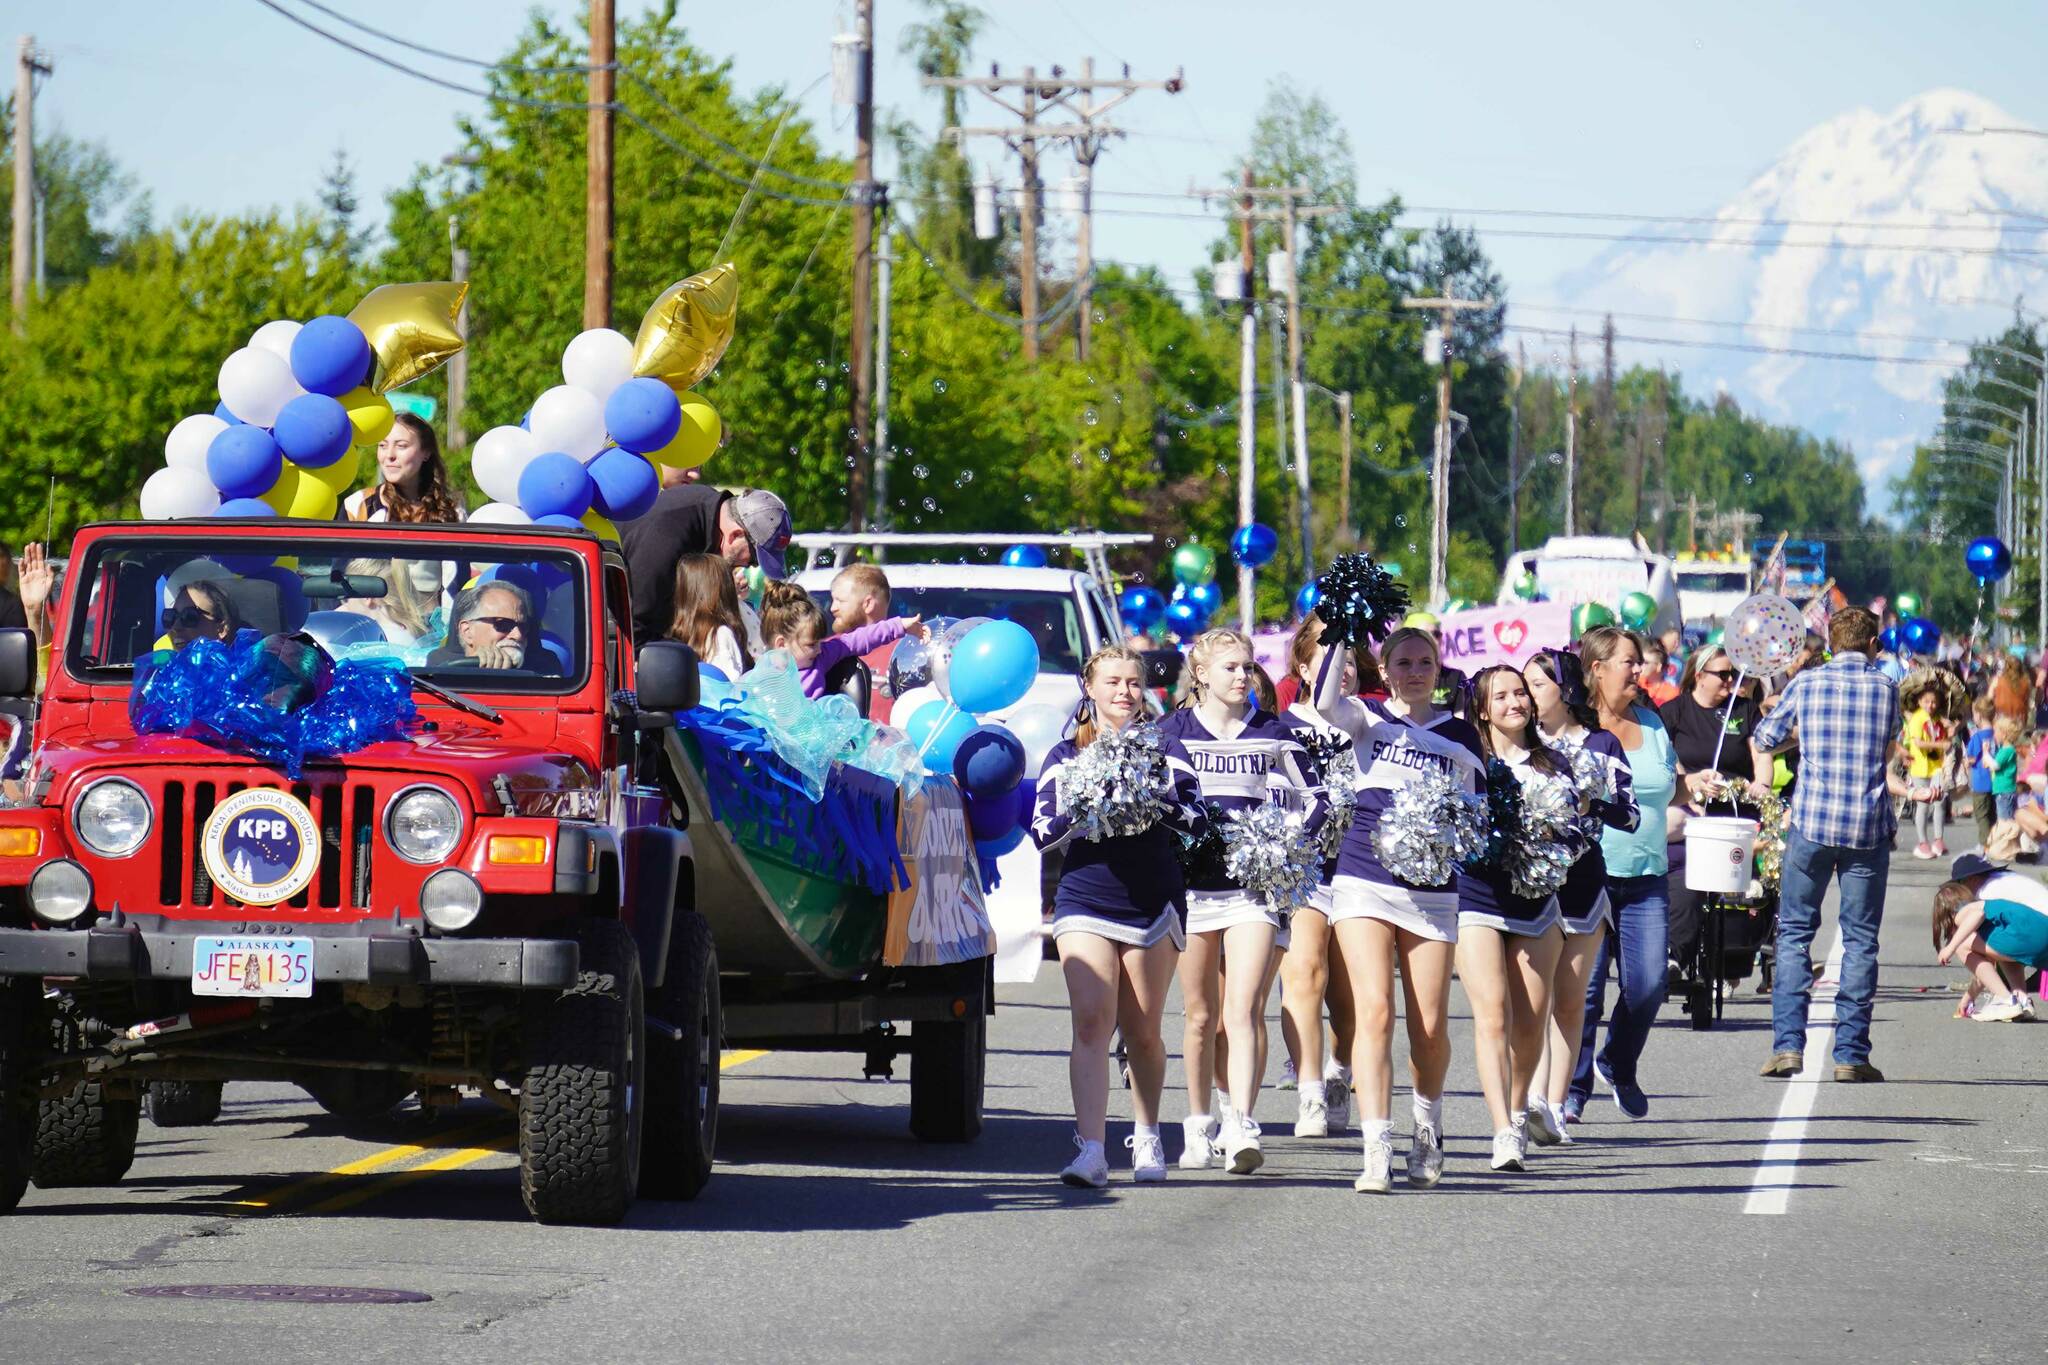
[1494,619,1529,653]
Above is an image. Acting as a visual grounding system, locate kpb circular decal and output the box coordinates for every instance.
[202,789,321,906]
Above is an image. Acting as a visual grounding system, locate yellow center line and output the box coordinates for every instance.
[720,1049,769,1069]
[303,1139,513,1215]
[226,1117,507,1213]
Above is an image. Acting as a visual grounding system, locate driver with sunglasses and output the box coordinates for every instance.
[427,582,536,672]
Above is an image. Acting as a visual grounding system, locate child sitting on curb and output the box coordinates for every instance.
[759,580,930,699]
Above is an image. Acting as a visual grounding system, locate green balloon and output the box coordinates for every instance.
[1619,590,1657,631]
[1706,626,1725,647]
[1571,601,1617,638]
[1403,610,1440,630]
[1444,597,1476,614]
[1894,591,1923,617]
[1171,542,1216,588]
[1513,570,1540,601]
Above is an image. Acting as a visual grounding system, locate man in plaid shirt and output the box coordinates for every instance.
[1753,607,1907,1083]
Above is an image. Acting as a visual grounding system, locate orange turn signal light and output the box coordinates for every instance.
[0,828,41,858]
[487,835,548,866]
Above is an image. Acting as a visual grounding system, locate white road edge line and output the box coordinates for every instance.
[1743,928,1846,1215]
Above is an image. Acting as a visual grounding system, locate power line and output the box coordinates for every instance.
[1396,203,2048,233]
[283,0,602,73]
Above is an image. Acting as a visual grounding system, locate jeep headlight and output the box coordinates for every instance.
[74,779,152,858]
[386,787,463,864]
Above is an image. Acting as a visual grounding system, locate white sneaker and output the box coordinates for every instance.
[1296,1094,1329,1138]
[1126,1132,1168,1183]
[1060,1135,1109,1188]
[1543,1100,1575,1146]
[1525,1101,1564,1147]
[1407,1123,1444,1188]
[1179,1114,1220,1169]
[1223,1115,1264,1174]
[1277,1058,1299,1090]
[2024,994,2041,1022]
[1354,1135,1394,1193]
[1325,1075,1351,1133]
[1975,993,2029,1023]
[1489,1127,1526,1173]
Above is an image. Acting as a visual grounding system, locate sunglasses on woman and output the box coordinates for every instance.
[161,604,222,630]
[1701,667,1736,681]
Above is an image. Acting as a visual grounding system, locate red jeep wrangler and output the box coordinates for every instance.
[0,518,713,1225]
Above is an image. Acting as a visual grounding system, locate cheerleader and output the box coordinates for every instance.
[1159,628,1322,1175]
[1312,625,1485,1193]
[1522,649,1639,1145]
[1032,646,1207,1188]
[1457,665,1575,1173]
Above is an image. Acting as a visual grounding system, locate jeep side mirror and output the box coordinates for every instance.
[635,641,701,715]
[0,628,34,699]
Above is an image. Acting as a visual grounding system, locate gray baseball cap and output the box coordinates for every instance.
[730,489,792,579]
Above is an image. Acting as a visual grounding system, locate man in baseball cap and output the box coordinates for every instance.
[619,477,793,646]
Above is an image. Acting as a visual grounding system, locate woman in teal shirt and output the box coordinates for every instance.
[1568,627,1693,1122]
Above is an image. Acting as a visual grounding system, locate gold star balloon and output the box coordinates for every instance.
[347,281,469,394]
[630,263,738,391]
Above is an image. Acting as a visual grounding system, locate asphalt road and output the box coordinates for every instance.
[4,845,2044,1364]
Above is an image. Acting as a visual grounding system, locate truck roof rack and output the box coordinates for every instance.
[791,531,1155,636]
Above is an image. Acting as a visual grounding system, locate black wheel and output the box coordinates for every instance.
[1687,979,1715,1033]
[0,983,37,1213]
[641,912,718,1201]
[299,1071,414,1121]
[519,921,645,1225]
[34,1008,139,1188]
[145,1080,224,1128]
[909,1006,986,1142]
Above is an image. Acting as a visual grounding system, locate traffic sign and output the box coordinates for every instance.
[388,392,439,421]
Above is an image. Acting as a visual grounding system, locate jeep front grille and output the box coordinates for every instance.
[157,778,376,912]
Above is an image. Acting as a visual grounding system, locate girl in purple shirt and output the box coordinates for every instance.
[758,581,929,697]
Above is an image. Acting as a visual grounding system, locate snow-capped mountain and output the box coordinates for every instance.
[1543,89,2048,507]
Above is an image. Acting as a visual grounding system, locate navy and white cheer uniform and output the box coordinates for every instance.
[1540,724,1640,936]
[1031,727,1208,949]
[1156,706,1323,937]
[1313,695,1485,943]
[1284,701,1355,917]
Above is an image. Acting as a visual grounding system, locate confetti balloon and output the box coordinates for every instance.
[1722,593,1805,676]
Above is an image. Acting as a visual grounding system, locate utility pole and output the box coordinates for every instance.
[11,35,50,334]
[447,215,469,451]
[1508,340,1523,560]
[583,0,614,330]
[1336,390,1354,550]
[847,0,879,526]
[1402,289,1495,607]
[1281,198,1314,579]
[872,232,894,550]
[931,62,1182,363]
[1565,325,1580,536]
[1266,274,1289,545]
[1236,165,1257,632]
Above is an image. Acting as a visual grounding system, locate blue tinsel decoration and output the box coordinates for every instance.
[131,630,418,779]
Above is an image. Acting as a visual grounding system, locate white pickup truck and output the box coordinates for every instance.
[793,532,1155,983]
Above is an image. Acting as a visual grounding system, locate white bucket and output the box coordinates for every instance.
[1685,816,1760,894]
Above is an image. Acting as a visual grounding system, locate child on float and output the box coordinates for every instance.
[1031,646,1209,1186]
[1159,627,1323,1175]
[669,552,753,680]
[1521,649,1639,1145]
[1311,625,1485,1192]
[757,581,929,697]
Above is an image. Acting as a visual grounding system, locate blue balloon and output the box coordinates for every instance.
[1878,625,1903,654]
[289,315,372,397]
[1966,535,2013,584]
[603,377,684,455]
[965,783,1026,842]
[1295,582,1323,617]
[587,447,659,522]
[1903,617,1941,654]
[1231,522,1279,568]
[272,392,353,469]
[214,497,277,519]
[1120,586,1165,633]
[1165,598,1205,638]
[976,824,1027,859]
[948,620,1041,714]
[952,724,1025,799]
[207,425,283,500]
[1001,545,1049,568]
[1184,580,1222,620]
[213,401,245,427]
[905,701,981,773]
[518,451,595,521]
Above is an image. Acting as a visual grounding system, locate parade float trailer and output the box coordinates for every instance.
[0,518,992,1226]
[1496,536,1683,637]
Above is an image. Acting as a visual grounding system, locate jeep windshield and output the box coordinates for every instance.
[63,535,586,694]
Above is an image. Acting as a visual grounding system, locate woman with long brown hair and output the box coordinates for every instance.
[344,413,466,523]
[668,552,751,679]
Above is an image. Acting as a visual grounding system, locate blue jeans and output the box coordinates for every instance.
[1773,826,1888,1063]
[1996,791,2017,821]
[1571,874,1669,1102]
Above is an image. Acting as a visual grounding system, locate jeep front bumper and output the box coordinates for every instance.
[0,925,578,990]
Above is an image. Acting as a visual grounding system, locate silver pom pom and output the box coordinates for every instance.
[1375,765,1487,886]
[1504,767,1584,900]
[1059,723,1173,842]
[1221,804,1322,912]
[1298,735,1359,862]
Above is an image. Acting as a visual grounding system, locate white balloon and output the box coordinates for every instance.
[527,384,609,463]
[217,345,299,427]
[1003,703,1071,780]
[893,684,941,726]
[470,501,535,525]
[140,467,222,521]
[249,318,303,359]
[470,425,541,505]
[164,413,228,472]
[560,327,635,403]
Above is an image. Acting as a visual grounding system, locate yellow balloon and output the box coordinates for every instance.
[259,462,301,516]
[307,447,364,496]
[580,509,619,541]
[630,263,738,391]
[650,393,721,470]
[340,385,395,447]
[281,464,339,520]
[347,281,468,394]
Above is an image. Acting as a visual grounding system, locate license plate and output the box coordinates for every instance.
[191,936,315,998]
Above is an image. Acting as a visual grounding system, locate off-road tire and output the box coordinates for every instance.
[641,911,718,1201]
[145,1080,224,1128]
[34,1045,139,1190]
[519,920,644,1225]
[300,1071,415,1121]
[909,1006,986,1143]
[0,983,38,1213]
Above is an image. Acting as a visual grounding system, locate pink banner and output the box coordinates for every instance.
[1435,601,1574,673]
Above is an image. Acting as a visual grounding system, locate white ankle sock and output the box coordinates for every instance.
[1300,1080,1327,1105]
[1135,1122,1161,1140]
[1412,1091,1443,1133]
[1326,1059,1352,1085]
[1365,1119,1395,1145]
